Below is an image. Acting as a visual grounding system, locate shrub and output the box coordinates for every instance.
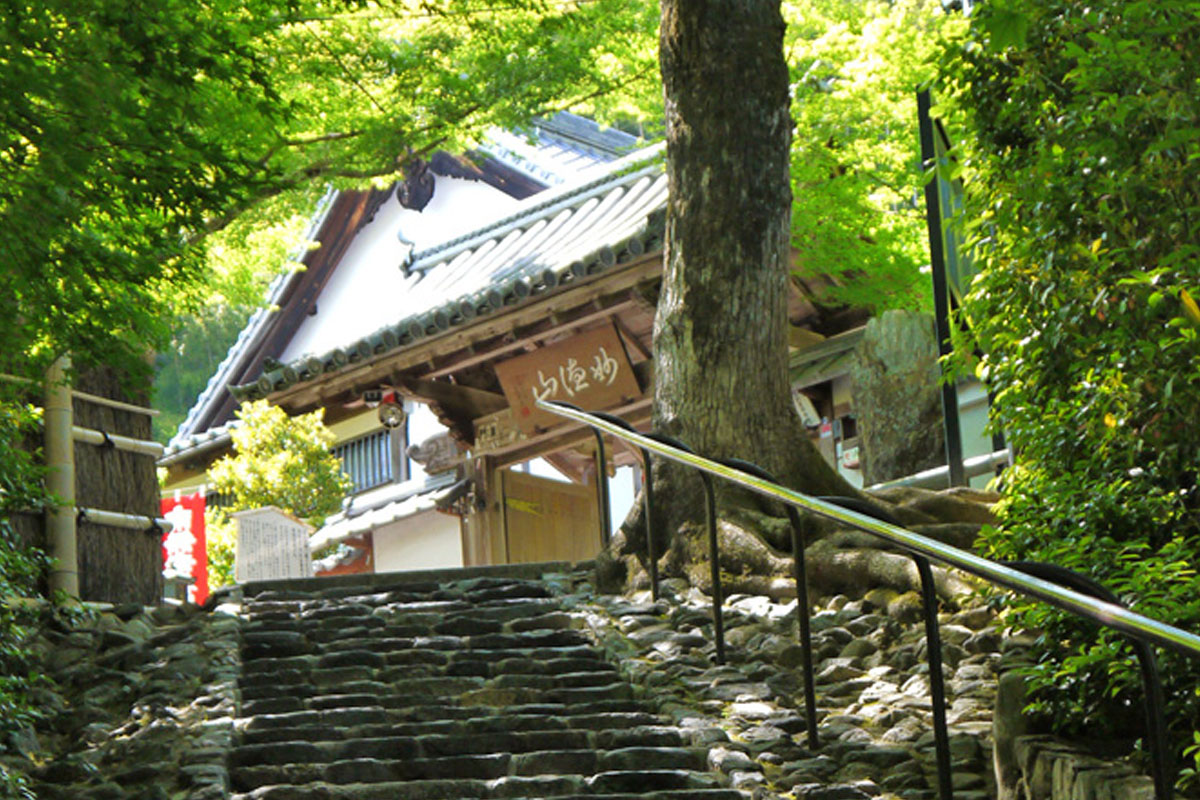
[0,398,49,798]
[939,0,1200,786]
[205,400,351,584]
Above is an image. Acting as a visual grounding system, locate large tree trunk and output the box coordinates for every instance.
[597,0,997,603]
[656,0,858,491]
[609,0,860,587]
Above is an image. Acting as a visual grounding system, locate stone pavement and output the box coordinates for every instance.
[580,580,1001,800]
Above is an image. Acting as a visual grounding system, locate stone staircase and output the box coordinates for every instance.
[231,567,751,800]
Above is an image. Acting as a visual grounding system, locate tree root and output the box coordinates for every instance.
[608,475,997,604]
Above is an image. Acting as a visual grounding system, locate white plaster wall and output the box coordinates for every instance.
[373,510,463,573]
[404,401,448,485]
[607,465,637,536]
[282,177,521,361]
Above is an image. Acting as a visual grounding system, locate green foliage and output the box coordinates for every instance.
[205,400,351,584]
[203,511,239,591]
[939,0,1200,781]
[152,305,256,443]
[0,396,48,798]
[0,0,659,385]
[786,0,961,312]
[209,400,352,522]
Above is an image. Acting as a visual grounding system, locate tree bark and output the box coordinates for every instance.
[625,0,859,576]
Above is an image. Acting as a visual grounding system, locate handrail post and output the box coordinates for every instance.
[1003,561,1176,800]
[699,470,725,665]
[590,429,612,548]
[641,451,659,601]
[591,411,659,600]
[916,554,954,800]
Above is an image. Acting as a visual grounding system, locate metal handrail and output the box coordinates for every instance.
[539,400,1200,800]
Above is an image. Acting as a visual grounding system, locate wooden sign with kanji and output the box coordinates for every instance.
[494,324,639,435]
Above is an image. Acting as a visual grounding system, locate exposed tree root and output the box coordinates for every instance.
[608,475,998,604]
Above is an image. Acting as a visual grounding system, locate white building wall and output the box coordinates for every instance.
[404,401,449,485]
[282,177,520,362]
[373,510,463,573]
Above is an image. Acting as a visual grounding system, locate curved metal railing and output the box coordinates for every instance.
[539,400,1200,800]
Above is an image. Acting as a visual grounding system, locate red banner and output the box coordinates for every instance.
[161,492,208,605]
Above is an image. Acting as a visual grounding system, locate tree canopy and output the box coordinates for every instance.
[0,0,658,384]
[787,0,959,312]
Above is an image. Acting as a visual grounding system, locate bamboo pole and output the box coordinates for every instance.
[76,507,173,533]
[72,425,164,458]
[1,373,160,416]
[45,356,79,598]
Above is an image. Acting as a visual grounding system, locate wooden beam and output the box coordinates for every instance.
[612,314,651,362]
[483,397,652,468]
[426,297,638,379]
[393,376,506,412]
[270,254,661,412]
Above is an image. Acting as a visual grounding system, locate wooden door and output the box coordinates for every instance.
[501,469,602,564]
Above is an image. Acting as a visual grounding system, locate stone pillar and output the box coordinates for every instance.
[849,310,946,485]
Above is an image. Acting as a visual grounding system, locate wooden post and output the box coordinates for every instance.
[45,356,78,599]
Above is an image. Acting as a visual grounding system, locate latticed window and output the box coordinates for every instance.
[332,427,408,494]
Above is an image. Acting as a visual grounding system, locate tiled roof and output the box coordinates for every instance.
[231,144,667,402]
[310,471,459,551]
[479,113,641,186]
[168,190,337,448]
[158,423,238,466]
[169,115,641,446]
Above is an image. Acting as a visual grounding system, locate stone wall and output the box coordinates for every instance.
[992,657,1157,800]
[4,597,241,799]
[1005,735,1156,800]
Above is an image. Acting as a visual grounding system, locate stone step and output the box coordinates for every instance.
[240,648,611,685]
[241,644,604,678]
[231,572,738,800]
[240,632,593,673]
[242,618,585,657]
[240,699,652,735]
[232,766,720,797]
[240,678,636,716]
[233,788,746,800]
[241,668,620,706]
[505,793,749,800]
[239,711,670,745]
[241,720,687,751]
[234,729,694,764]
[243,597,564,628]
[244,575,555,605]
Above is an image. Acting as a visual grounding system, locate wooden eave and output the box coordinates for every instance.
[269,252,664,436]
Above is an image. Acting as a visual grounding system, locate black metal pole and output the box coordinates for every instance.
[915,554,954,800]
[590,429,612,548]
[918,88,966,487]
[1004,561,1176,800]
[699,470,725,665]
[641,450,659,601]
[591,411,660,601]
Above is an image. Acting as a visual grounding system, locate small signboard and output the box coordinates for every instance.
[493,324,639,435]
[160,492,208,604]
[233,506,313,583]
